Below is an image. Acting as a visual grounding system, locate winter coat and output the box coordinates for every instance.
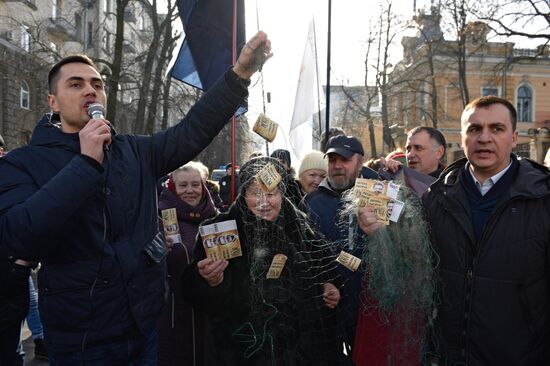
[0,71,247,354]
[304,178,368,354]
[182,196,340,366]
[219,174,239,208]
[423,156,550,366]
[156,186,216,366]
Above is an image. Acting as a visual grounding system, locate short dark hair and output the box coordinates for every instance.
[48,54,98,94]
[408,126,447,154]
[463,96,517,131]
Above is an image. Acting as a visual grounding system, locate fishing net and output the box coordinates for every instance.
[340,183,439,365]
[192,156,346,366]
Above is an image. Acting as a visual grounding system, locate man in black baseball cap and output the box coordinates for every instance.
[324,135,364,159]
[323,135,376,190]
[304,134,378,359]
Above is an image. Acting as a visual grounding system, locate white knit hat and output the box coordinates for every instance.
[298,150,328,177]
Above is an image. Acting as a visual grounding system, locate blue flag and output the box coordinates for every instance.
[172,0,246,93]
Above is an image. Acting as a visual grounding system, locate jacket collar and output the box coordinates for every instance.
[29,113,81,153]
[436,154,550,199]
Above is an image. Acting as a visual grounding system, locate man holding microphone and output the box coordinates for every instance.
[0,31,271,365]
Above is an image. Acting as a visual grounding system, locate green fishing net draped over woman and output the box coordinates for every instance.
[182,157,344,366]
[341,184,439,366]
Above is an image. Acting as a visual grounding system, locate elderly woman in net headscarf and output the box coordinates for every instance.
[182,156,342,366]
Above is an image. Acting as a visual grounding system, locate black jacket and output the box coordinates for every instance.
[0,71,247,353]
[423,156,550,365]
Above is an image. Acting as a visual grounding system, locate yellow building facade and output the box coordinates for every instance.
[387,9,550,164]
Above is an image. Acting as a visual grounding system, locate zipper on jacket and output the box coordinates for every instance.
[460,198,520,362]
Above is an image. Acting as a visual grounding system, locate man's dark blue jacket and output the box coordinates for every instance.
[0,71,247,353]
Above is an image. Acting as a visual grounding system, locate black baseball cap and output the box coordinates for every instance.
[325,135,364,158]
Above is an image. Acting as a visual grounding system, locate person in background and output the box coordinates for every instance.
[25,274,48,361]
[320,127,346,153]
[297,150,327,194]
[157,162,217,366]
[196,162,224,211]
[218,163,239,210]
[382,127,446,178]
[270,149,304,208]
[182,157,341,365]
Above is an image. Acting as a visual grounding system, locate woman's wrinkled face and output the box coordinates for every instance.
[299,169,326,193]
[244,181,282,222]
[173,170,203,207]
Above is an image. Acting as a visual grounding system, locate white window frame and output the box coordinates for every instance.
[139,14,145,31]
[20,80,30,110]
[516,83,535,123]
[52,0,58,18]
[21,25,31,52]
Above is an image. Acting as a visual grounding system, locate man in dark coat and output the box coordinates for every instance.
[219,162,239,210]
[0,32,271,364]
[423,96,550,365]
[304,135,378,362]
[381,126,447,179]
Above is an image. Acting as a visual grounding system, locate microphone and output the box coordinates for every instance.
[87,103,105,120]
[87,103,112,151]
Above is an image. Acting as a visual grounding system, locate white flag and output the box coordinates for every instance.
[289,20,320,160]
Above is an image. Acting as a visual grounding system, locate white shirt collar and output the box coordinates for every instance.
[467,159,513,196]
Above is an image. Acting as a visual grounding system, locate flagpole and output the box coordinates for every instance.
[325,0,332,149]
[255,0,270,156]
[231,0,237,203]
[312,19,322,138]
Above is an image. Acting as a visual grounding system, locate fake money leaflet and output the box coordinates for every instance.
[354,178,404,225]
[199,220,243,260]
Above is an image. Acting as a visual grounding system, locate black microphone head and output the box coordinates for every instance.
[88,103,105,119]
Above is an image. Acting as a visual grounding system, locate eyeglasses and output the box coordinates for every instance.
[245,189,282,201]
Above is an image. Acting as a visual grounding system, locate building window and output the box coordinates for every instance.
[105,32,111,52]
[52,0,61,18]
[21,25,31,52]
[517,85,533,122]
[104,0,111,13]
[481,87,499,97]
[87,22,93,47]
[20,81,30,110]
[139,14,145,30]
[75,13,82,40]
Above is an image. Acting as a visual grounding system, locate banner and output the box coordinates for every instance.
[289,20,320,160]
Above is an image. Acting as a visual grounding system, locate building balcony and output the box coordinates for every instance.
[77,0,95,7]
[123,40,137,53]
[48,17,81,42]
[513,48,540,58]
[5,0,37,10]
[124,10,137,23]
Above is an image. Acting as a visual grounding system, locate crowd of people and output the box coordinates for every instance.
[1,30,550,366]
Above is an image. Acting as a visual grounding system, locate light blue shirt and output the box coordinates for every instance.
[467,160,513,196]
